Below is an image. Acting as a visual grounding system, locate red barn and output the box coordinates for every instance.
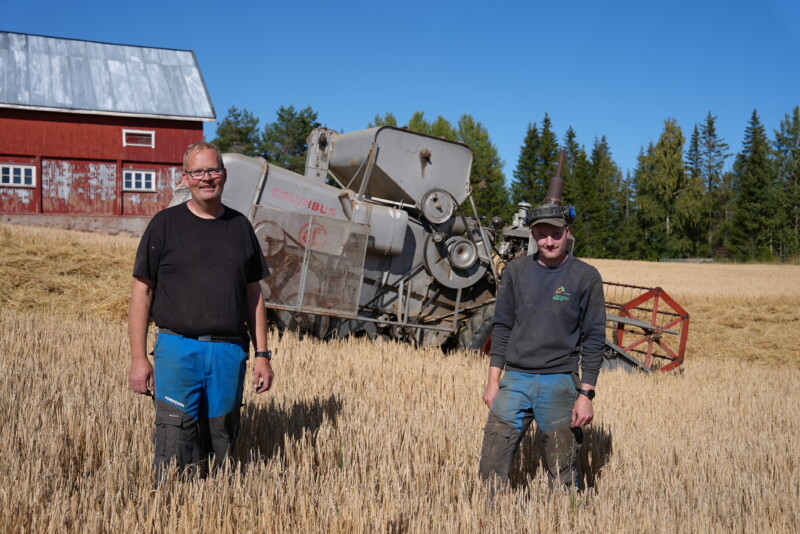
[0,31,215,234]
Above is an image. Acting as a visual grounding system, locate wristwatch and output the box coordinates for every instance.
[255,350,272,361]
[578,389,595,400]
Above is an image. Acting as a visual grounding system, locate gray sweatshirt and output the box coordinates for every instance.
[489,253,606,387]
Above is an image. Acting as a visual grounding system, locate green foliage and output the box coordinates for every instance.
[211,106,261,156]
[699,113,731,256]
[634,119,686,259]
[730,110,776,260]
[368,113,398,128]
[511,114,559,206]
[773,106,800,260]
[456,114,510,221]
[260,105,320,174]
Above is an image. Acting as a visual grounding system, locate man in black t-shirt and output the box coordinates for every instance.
[128,142,274,482]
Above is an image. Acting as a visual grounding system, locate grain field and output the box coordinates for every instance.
[0,223,798,533]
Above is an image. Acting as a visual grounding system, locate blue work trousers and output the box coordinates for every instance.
[479,370,581,489]
[152,332,248,480]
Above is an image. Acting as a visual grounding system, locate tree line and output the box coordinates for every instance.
[212,104,800,262]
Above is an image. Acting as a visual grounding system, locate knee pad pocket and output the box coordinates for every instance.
[154,409,196,463]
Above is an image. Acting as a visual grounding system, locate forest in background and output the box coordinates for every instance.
[209,105,800,263]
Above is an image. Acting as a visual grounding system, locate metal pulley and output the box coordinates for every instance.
[421,189,455,224]
[423,230,489,289]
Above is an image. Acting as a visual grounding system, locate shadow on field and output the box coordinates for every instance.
[235,394,342,465]
[510,424,613,491]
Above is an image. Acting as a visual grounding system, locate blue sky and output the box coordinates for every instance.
[5,0,800,184]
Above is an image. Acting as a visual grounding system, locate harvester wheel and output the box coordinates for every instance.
[456,303,496,354]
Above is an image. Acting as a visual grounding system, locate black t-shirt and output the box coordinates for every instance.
[133,202,268,337]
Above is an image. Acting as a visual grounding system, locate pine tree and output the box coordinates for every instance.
[368,113,398,127]
[773,105,800,260]
[211,106,261,156]
[430,116,458,141]
[259,105,320,174]
[406,111,432,135]
[730,110,776,260]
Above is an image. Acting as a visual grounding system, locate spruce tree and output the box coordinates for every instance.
[773,105,800,259]
[699,112,731,256]
[211,106,261,156]
[457,114,510,221]
[587,137,624,258]
[634,119,686,259]
[683,125,707,256]
[511,122,541,206]
[511,114,560,206]
[730,110,776,260]
[259,105,320,174]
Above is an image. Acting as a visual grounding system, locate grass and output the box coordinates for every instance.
[1,223,798,533]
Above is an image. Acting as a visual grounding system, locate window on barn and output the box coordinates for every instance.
[0,164,36,188]
[122,129,155,148]
[123,170,157,192]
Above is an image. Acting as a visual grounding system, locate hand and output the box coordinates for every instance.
[253,358,274,394]
[482,381,499,408]
[128,358,154,396]
[483,366,502,408]
[571,393,594,428]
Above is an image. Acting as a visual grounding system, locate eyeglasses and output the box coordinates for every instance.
[184,168,225,180]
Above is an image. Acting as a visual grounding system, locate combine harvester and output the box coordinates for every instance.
[172,126,689,372]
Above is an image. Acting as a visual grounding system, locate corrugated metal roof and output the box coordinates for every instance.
[0,31,215,121]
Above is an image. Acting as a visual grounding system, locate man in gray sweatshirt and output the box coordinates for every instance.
[478,210,606,490]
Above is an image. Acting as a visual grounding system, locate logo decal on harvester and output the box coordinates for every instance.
[552,286,571,301]
[165,396,186,408]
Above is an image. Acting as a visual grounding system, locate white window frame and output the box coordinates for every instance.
[123,169,157,192]
[122,129,156,148]
[0,164,36,188]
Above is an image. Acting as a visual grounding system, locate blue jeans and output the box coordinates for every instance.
[479,370,581,489]
[152,332,248,480]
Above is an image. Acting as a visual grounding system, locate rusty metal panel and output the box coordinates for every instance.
[122,164,181,216]
[253,206,369,317]
[41,158,116,215]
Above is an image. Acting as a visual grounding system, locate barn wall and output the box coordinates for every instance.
[0,108,204,217]
[0,109,202,162]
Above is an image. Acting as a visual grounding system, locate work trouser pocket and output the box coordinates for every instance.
[479,411,520,482]
[154,408,197,468]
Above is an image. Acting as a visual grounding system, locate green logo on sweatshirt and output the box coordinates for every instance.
[552,286,571,301]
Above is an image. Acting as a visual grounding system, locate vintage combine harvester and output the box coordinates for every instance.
[172,126,688,372]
